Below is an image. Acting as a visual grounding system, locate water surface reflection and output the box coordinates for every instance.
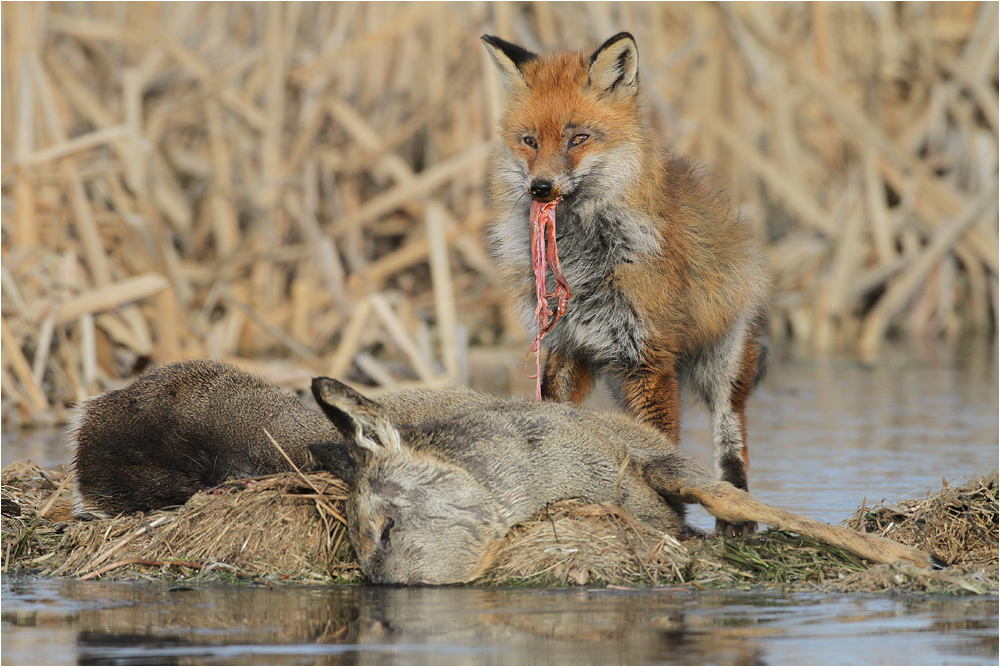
[2,578,997,665]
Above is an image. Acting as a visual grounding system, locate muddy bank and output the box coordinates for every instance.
[2,461,995,594]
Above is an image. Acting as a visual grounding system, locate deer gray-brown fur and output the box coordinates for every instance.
[71,359,944,584]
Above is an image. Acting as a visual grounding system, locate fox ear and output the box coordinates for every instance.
[311,377,401,456]
[588,32,639,98]
[481,34,536,92]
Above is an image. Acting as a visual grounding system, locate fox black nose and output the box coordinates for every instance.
[530,179,554,200]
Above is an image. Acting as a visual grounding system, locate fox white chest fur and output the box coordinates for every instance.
[491,196,659,369]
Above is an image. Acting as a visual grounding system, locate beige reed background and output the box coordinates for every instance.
[1,2,997,427]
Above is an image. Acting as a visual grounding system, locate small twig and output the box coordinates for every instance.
[545,503,560,544]
[37,469,75,519]
[262,428,347,525]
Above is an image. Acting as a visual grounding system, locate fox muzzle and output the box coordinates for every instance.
[529,179,558,202]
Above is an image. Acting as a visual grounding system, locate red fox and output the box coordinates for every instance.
[482,33,770,536]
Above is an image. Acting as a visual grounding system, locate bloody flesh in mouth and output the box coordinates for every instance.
[526,198,571,400]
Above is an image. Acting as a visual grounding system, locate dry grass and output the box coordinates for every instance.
[845,471,998,566]
[690,530,869,587]
[1,3,996,428]
[3,461,995,594]
[480,500,690,587]
[832,470,999,593]
[2,461,357,582]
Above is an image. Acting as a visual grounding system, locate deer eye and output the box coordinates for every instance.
[380,517,395,549]
[523,136,538,149]
[570,133,590,147]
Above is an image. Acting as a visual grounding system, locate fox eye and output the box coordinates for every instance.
[570,133,590,147]
[523,136,538,149]
[380,517,395,549]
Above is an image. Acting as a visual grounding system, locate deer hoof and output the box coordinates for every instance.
[716,519,758,538]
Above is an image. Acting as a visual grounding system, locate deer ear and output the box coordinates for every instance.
[308,441,358,485]
[481,34,537,93]
[588,32,638,98]
[311,377,401,456]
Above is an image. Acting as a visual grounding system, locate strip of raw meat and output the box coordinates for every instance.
[526,198,570,400]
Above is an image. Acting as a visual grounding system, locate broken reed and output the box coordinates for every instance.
[2,2,997,427]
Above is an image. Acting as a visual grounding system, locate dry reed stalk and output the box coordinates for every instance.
[426,202,461,381]
[0,3,995,427]
[53,273,169,325]
[858,189,997,358]
[0,316,49,413]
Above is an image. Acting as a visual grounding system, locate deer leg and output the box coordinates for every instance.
[636,452,944,569]
[681,481,946,570]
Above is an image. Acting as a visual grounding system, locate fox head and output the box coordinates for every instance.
[482,33,644,211]
[308,377,504,585]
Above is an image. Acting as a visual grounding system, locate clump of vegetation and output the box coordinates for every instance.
[3,461,996,594]
[478,500,690,587]
[844,472,997,566]
[691,530,868,586]
[2,461,359,584]
[831,472,998,594]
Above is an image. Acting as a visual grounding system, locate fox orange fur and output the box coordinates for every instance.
[483,33,770,536]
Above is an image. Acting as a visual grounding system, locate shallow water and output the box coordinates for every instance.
[676,336,999,530]
[2,339,998,664]
[2,578,998,665]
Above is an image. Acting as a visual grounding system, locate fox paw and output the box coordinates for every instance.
[715,518,758,537]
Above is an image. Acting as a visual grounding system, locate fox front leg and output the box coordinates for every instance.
[621,365,682,445]
[540,349,594,404]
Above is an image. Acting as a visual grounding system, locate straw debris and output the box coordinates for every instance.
[833,471,999,593]
[2,462,358,583]
[3,462,996,594]
[844,471,998,566]
[480,500,689,587]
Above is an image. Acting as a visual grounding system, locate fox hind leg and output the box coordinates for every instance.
[713,347,758,537]
[687,314,764,537]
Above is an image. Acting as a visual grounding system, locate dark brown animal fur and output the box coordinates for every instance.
[71,360,482,518]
